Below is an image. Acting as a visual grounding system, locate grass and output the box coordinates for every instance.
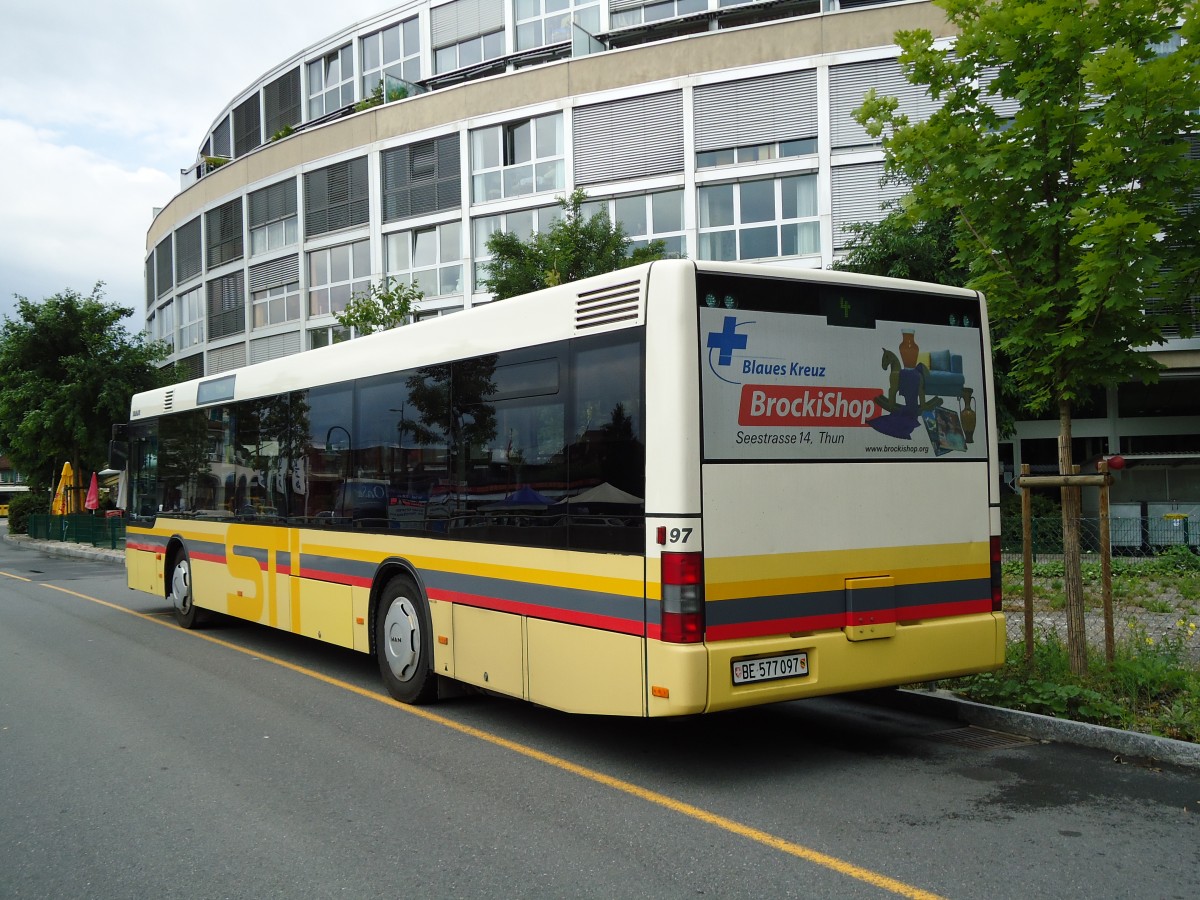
[942,545,1200,743]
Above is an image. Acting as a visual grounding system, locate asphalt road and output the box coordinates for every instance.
[1,539,1197,900]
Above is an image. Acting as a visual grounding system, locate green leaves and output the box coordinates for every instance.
[479,189,667,301]
[335,276,421,336]
[854,0,1200,417]
[0,285,170,490]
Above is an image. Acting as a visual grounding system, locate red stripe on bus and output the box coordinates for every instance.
[191,551,226,565]
[706,612,847,641]
[430,588,644,637]
[704,598,992,641]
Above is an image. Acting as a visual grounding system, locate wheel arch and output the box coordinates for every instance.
[163,535,190,600]
[367,557,427,658]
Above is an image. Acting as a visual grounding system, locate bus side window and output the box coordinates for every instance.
[566,333,645,553]
[300,384,354,525]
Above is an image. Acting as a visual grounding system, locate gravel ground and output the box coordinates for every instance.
[1003,572,1200,664]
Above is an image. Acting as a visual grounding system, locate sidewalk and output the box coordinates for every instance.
[5,530,1197,768]
[4,532,125,565]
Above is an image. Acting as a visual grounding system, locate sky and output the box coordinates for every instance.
[0,1,396,329]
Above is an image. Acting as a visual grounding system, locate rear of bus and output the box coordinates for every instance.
[644,261,1004,715]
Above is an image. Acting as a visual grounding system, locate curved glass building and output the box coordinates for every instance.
[145,0,1200,514]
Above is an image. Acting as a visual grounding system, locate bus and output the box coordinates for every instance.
[123,260,1004,716]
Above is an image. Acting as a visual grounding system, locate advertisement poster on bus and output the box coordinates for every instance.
[700,306,987,462]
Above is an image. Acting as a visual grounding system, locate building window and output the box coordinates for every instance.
[472,205,560,291]
[308,240,371,318]
[207,271,246,340]
[205,197,244,269]
[264,68,302,140]
[233,93,261,158]
[581,190,687,258]
[157,300,175,353]
[249,180,299,256]
[308,325,352,350]
[211,115,232,160]
[155,237,173,298]
[362,18,420,99]
[381,135,461,222]
[304,157,369,237]
[434,30,505,74]
[250,255,302,329]
[698,175,819,262]
[470,114,564,202]
[385,222,464,299]
[174,218,203,284]
[177,286,205,351]
[307,45,355,119]
[611,0,706,28]
[515,0,601,51]
[252,282,301,328]
[696,138,818,169]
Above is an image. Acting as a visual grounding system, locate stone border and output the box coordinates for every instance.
[4,533,124,566]
[868,687,1200,770]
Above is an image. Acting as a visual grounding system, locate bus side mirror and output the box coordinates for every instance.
[108,440,128,472]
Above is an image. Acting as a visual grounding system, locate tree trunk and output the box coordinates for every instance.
[1058,401,1088,675]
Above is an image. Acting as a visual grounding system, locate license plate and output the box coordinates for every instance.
[732,651,809,685]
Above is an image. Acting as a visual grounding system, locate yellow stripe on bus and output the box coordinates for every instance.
[701,544,989,602]
[139,523,647,599]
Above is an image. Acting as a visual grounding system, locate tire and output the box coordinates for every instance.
[375,574,438,704]
[167,552,201,629]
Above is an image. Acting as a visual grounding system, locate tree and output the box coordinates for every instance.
[833,204,965,285]
[480,189,668,300]
[335,277,422,335]
[856,0,1200,673]
[833,206,1023,438]
[0,285,170,493]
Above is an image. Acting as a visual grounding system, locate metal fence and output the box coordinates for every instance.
[1000,516,1200,666]
[1001,515,1197,561]
[26,514,126,550]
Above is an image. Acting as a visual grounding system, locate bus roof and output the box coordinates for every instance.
[130,259,978,420]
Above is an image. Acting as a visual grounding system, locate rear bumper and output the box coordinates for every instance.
[702,612,1005,713]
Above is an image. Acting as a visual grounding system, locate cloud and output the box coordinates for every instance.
[0,1,398,321]
[0,120,176,315]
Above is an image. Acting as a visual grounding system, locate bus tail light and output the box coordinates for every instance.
[990,536,1002,612]
[661,551,704,643]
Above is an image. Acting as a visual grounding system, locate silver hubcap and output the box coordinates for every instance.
[383,595,421,682]
[170,560,191,615]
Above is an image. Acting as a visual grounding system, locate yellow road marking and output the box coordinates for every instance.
[0,571,32,582]
[37,581,945,900]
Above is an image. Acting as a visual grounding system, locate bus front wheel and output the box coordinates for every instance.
[375,574,437,704]
[167,553,201,629]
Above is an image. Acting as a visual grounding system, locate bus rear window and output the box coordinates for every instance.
[698,273,987,463]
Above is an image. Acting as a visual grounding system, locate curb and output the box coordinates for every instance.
[863,687,1200,770]
[3,533,125,566]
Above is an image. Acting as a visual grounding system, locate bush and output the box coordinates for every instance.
[1146,543,1200,575]
[950,623,1200,742]
[7,492,49,534]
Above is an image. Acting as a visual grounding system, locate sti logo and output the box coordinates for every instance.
[705,315,754,385]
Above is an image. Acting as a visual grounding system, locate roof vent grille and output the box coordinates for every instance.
[575,279,643,331]
[163,390,175,411]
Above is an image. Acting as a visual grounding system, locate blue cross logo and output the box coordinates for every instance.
[707,315,748,367]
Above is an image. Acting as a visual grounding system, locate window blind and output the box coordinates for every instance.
[572,91,684,185]
[694,70,817,152]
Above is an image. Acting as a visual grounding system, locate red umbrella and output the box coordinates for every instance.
[85,471,100,511]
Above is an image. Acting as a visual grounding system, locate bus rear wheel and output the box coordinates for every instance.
[375,574,437,704]
[167,553,201,629]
